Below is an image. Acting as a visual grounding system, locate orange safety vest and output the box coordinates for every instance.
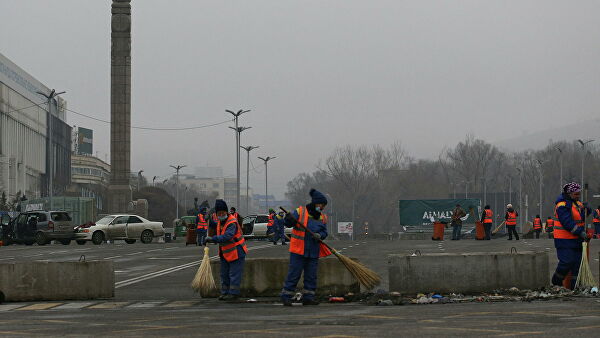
[267,214,274,227]
[506,211,517,226]
[483,209,493,224]
[533,218,542,230]
[217,215,248,262]
[594,209,600,223]
[289,206,331,257]
[546,219,554,229]
[196,214,208,230]
[231,212,240,220]
[553,201,585,240]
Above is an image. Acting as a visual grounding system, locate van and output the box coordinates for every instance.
[9,210,76,245]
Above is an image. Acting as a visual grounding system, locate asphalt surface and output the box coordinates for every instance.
[1,236,600,337]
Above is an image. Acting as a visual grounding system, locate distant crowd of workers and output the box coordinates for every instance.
[191,189,330,304]
[449,182,600,290]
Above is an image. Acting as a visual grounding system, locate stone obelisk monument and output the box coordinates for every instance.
[108,0,132,212]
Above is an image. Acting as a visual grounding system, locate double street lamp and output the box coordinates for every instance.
[258,156,276,213]
[37,89,66,210]
[170,165,186,220]
[226,109,250,211]
[578,139,594,201]
[241,145,259,215]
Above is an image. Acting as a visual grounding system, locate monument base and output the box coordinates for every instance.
[108,184,132,213]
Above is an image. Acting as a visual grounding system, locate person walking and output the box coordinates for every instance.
[281,189,330,306]
[505,204,519,240]
[593,206,600,239]
[230,207,242,225]
[533,215,542,239]
[546,216,555,239]
[451,204,466,240]
[205,199,248,301]
[273,211,287,245]
[480,205,493,240]
[266,208,276,241]
[195,207,209,246]
[551,182,591,289]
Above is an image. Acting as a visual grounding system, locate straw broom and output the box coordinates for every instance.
[280,207,381,290]
[575,241,598,289]
[191,246,217,297]
[491,221,506,235]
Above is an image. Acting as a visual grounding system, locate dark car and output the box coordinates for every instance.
[6,210,76,245]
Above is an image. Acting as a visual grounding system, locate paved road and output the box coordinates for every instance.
[1,237,599,337]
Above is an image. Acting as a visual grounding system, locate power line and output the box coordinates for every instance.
[0,102,46,115]
[66,107,233,131]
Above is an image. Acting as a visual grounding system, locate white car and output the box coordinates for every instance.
[241,214,292,238]
[75,214,165,245]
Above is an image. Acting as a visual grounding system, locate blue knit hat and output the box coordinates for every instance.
[309,189,327,205]
[215,199,228,213]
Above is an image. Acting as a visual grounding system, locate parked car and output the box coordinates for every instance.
[4,210,76,245]
[75,214,165,245]
[241,214,292,238]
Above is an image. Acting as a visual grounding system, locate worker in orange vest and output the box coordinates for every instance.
[281,189,331,306]
[230,207,242,225]
[196,207,209,246]
[546,216,555,239]
[593,206,600,239]
[551,183,591,289]
[480,205,493,240]
[205,199,248,301]
[533,215,542,239]
[505,204,519,240]
[267,208,276,242]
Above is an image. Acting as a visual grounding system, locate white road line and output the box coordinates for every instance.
[53,302,96,310]
[104,255,122,260]
[74,248,92,252]
[0,304,28,311]
[127,301,165,308]
[0,257,14,261]
[148,257,180,260]
[115,244,273,289]
[146,249,163,253]
[126,251,144,256]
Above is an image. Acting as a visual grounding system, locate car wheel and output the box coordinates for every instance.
[92,231,105,245]
[35,232,48,246]
[76,240,86,245]
[24,241,34,246]
[59,239,71,245]
[125,239,136,244]
[140,230,153,244]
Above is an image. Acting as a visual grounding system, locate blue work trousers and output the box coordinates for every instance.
[220,255,245,295]
[196,230,207,246]
[273,226,287,244]
[452,224,462,240]
[281,253,319,301]
[594,222,600,238]
[554,247,583,289]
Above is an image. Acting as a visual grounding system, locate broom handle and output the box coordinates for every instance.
[492,221,506,234]
[279,207,336,252]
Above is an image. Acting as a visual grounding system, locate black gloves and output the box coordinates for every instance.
[312,233,322,241]
[205,236,214,243]
[579,231,590,242]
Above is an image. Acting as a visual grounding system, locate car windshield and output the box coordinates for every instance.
[256,215,269,224]
[51,212,72,222]
[95,216,115,225]
[242,216,256,225]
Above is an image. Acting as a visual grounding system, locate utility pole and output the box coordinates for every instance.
[241,145,259,215]
[37,89,66,210]
[578,139,594,201]
[516,167,523,232]
[169,165,186,220]
[481,178,487,207]
[258,156,276,213]
[537,160,544,219]
[556,146,563,192]
[226,109,250,211]
[152,176,157,187]
[137,170,143,191]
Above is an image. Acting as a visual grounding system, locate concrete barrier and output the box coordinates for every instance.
[208,257,359,297]
[388,251,549,294]
[0,261,114,302]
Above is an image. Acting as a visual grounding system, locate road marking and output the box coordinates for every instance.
[0,257,14,261]
[126,251,144,256]
[127,301,165,308]
[104,255,122,259]
[88,302,129,309]
[162,301,198,308]
[16,303,63,311]
[148,257,180,260]
[0,304,28,312]
[52,302,96,310]
[74,248,92,252]
[115,244,273,288]
[146,249,163,253]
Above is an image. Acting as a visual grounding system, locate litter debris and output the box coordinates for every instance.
[246,299,257,303]
[329,297,345,303]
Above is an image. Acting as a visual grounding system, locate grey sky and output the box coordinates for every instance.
[2,0,599,199]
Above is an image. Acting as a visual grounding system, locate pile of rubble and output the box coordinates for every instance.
[326,286,599,306]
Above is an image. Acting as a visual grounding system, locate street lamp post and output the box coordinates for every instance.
[137,170,144,191]
[536,159,544,219]
[258,156,276,213]
[226,109,250,211]
[169,165,186,220]
[152,176,157,187]
[578,139,594,203]
[241,145,259,215]
[516,167,523,232]
[555,146,563,192]
[37,89,66,210]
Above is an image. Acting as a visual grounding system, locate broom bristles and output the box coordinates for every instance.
[332,249,381,290]
[191,246,217,296]
[575,242,598,289]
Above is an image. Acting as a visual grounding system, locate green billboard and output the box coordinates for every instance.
[399,199,481,226]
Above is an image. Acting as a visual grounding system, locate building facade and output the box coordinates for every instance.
[67,154,111,213]
[0,52,71,201]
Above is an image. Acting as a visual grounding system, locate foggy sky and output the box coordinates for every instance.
[2,0,600,199]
